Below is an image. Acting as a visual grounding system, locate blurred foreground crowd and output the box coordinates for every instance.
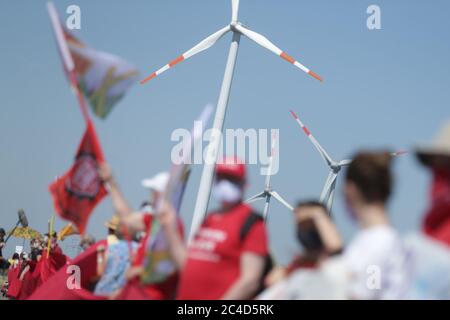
[1,122,449,300]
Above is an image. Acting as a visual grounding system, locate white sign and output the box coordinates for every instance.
[15,246,23,255]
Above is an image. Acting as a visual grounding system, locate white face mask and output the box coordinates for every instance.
[212,180,242,204]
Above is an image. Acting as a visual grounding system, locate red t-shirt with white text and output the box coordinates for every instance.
[177,203,268,300]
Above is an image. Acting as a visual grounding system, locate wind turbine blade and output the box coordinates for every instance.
[338,150,406,168]
[338,159,352,166]
[231,0,240,22]
[337,151,405,168]
[235,24,322,82]
[245,191,266,204]
[270,191,293,211]
[319,171,334,202]
[290,110,334,167]
[391,150,408,157]
[264,130,277,189]
[141,25,231,84]
[325,174,338,213]
[262,195,271,222]
[264,156,273,189]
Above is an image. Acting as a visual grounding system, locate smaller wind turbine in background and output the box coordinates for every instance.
[245,131,293,221]
[290,110,406,213]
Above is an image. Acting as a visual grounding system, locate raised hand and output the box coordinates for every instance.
[98,162,114,183]
[157,199,177,228]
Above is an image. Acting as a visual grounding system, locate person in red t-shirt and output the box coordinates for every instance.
[159,156,269,300]
[98,163,184,300]
[416,120,450,247]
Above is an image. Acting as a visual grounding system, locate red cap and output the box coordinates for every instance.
[215,156,246,181]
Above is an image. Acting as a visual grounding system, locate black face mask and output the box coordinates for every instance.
[296,227,323,251]
[30,248,42,261]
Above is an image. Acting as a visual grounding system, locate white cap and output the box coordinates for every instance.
[141,171,169,192]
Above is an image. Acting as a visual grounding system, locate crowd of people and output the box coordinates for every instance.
[0,233,67,299]
[1,121,449,300]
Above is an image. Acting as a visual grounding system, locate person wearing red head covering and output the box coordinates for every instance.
[416,121,450,247]
[27,240,107,300]
[159,156,270,300]
[6,253,22,299]
[38,233,68,284]
[19,262,39,299]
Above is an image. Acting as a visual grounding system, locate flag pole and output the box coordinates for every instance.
[47,215,55,258]
[69,71,91,124]
[47,1,91,124]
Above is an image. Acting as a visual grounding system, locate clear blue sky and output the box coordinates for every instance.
[1,0,449,263]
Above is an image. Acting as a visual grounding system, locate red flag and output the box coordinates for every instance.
[28,241,107,300]
[39,246,68,283]
[49,120,107,234]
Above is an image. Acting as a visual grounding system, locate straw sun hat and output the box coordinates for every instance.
[104,215,120,231]
[416,120,450,167]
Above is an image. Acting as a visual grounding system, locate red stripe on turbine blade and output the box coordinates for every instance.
[140,72,157,84]
[308,70,323,82]
[169,55,185,67]
[302,126,311,136]
[289,110,298,119]
[280,52,295,64]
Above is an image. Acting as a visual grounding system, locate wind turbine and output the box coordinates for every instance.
[290,110,406,213]
[141,0,323,241]
[245,131,293,221]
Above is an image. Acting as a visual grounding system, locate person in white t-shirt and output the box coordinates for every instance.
[342,151,411,299]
